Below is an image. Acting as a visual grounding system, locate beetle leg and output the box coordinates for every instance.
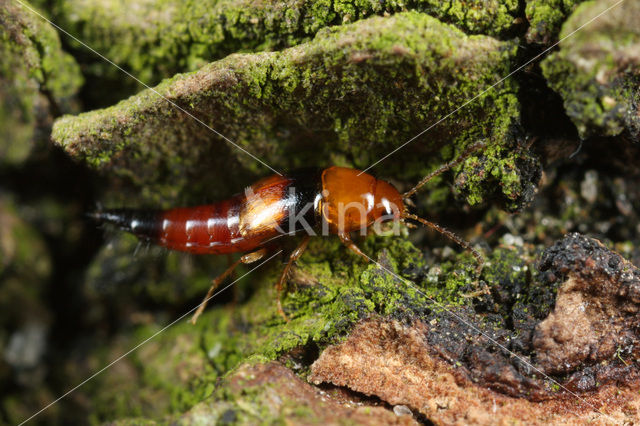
[191,248,267,324]
[338,232,370,262]
[403,213,489,295]
[276,235,311,321]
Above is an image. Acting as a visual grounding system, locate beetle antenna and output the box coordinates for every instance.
[402,212,484,275]
[403,141,485,200]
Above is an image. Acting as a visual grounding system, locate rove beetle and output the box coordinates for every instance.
[91,142,485,322]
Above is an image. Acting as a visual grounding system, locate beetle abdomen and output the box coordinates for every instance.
[91,172,321,254]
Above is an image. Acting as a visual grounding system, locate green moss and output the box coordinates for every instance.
[188,364,318,424]
[453,138,541,212]
[43,0,519,104]
[75,228,516,422]
[53,11,526,210]
[482,247,525,284]
[525,0,588,44]
[540,0,640,138]
[0,0,82,166]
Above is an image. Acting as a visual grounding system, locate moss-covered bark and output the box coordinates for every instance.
[0,0,82,165]
[37,0,520,105]
[57,232,493,422]
[541,0,640,138]
[525,0,588,44]
[4,0,640,424]
[52,11,531,210]
[66,224,640,423]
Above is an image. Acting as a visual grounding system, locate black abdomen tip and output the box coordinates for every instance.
[88,208,162,241]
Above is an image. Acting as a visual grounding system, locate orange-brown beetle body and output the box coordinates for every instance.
[95,167,404,255]
[92,143,484,322]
